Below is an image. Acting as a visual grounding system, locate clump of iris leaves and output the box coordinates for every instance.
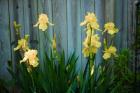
[0,46,136,93]
[0,22,136,93]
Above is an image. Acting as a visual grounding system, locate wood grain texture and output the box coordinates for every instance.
[0,0,11,79]
[0,0,133,75]
[37,0,46,65]
[8,0,17,71]
[67,0,82,70]
[28,0,39,49]
[23,0,30,35]
[122,0,128,48]
[105,0,115,22]
[44,0,53,50]
[52,0,68,60]
[17,0,25,37]
[95,0,105,65]
[114,0,123,51]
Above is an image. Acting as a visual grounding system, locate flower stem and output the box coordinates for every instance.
[30,72,36,93]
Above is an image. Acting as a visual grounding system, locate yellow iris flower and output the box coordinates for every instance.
[103,52,111,60]
[14,35,29,51]
[20,49,39,67]
[91,34,101,48]
[103,46,117,60]
[82,47,90,57]
[34,13,53,31]
[86,29,92,36]
[80,12,99,30]
[104,22,118,35]
[82,34,101,57]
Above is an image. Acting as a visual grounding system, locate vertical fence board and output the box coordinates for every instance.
[52,0,68,60]
[8,0,17,71]
[105,0,115,22]
[37,0,53,65]
[80,0,95,69]
[0,0,11,79]
[44,0,53,50]
[122,0,128,48]
[95,0,105,65]
[23,0,30,35]
[29,0,39,49]
[80,0,85,70]
[84,0,95,12]
[114,0,123,51]
[67,0,82,70]
[37,0,45,64]
[17,0,25,37]
[128,0,134,48]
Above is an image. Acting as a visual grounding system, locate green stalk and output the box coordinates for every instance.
[30,72,36,93]
[88,27,95,93]
[89,54,92,93]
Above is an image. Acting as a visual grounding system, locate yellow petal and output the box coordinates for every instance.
[103,52,111,60]
[39,24,48,31]
[82,47,90,57]
[14,45,21,51]
[90,22,99,30]
[108,46,117,54]
[29,60,39,67]
[20,57,28,63]
[91,47,98,53]
[80,21,87,26]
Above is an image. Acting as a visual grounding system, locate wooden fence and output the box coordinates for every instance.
[0,0,135,78]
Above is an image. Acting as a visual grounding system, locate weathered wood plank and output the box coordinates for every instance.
[17,0,25,37]
[127,0,132,48]
[80,0,86,70]
[52,0,68,60]
[0,0,11,79]
[37,0,53,65]
[67,0,82,70]
[8,0,17,71]
[37,0,45,65]
[105,0,115,22]
[29,0,39,49]
[23,0,30,35]
[95,0,105,65]
[44,0,53,48]
[122,0,128,48]
[114,0,123,51]
[84,0,95,12]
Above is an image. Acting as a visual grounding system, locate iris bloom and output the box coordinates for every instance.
[34,13,53,31]
[103,46,117,60]
[80,12,99,30]
[14,35,29,51]
[104,22,118,35]
[82,47,90,57]
[20,49,39,67]
[91,35,101,49]
[82,34,101,57]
